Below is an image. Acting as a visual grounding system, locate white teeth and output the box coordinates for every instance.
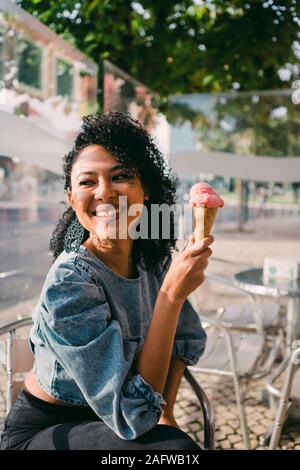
[96,209,119,218]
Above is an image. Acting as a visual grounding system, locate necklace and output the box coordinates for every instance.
[90,232,101,251]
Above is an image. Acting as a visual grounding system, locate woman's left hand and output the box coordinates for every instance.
[158,412,180,429]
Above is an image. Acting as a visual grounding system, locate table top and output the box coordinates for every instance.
[234,268,300,297]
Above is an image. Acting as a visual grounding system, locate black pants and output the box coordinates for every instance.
[0,390,201,450]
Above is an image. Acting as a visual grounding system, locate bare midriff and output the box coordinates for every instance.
[23,369,80,407]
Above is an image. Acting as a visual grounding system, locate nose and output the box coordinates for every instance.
[94,178,117,202]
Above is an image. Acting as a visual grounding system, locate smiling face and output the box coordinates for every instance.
[67,144,148,242]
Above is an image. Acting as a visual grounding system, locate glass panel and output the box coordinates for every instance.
[168,91,300,228]
[56,58,73,98]
[17,38,42,90]
[0,156,63,313]
[168,91,300,157]
[0,25,4,81]
[0,1,97,322]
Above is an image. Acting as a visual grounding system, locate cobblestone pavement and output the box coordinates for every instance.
[175,371,300,450]
[0,215,299,450]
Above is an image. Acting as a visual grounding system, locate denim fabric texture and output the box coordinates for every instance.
[0,390,201,450]
[29,245,207,440]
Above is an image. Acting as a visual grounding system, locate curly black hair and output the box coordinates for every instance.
[49,112,178,272]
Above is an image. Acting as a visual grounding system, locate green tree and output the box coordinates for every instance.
[17,0,300,106]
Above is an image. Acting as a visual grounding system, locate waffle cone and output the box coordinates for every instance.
[193,206,218,243]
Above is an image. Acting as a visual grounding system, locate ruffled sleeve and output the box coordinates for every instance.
[172,299,207,366]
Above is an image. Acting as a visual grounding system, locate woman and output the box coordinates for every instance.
[0,112,213,450]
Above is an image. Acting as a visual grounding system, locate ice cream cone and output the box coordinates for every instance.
[190,182,224,243]
[193,206,218,243]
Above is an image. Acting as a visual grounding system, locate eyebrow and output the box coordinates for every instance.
[76,165,127,180]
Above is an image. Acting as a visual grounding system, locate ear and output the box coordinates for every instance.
[66,189,74,210]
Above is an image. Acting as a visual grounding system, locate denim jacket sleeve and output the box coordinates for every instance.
[172,299,207,366]
[38,259,165,440]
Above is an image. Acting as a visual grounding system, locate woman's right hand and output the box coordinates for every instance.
[161,234,214,304]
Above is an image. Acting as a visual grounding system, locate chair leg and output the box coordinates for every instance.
[269,360,298,450]
[269,393,278,418]
[232,375,251,449]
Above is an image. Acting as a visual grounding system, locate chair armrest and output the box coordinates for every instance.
[0,317,33,336]
[194,311,243,378]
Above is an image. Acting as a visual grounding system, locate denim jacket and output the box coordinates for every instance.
[29,246,207,440]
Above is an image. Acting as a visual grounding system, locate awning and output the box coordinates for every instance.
[0,111,73,174]
[169,150,300,183]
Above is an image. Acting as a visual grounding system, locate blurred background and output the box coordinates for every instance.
[0,0,299,324]
[1,0,300,450]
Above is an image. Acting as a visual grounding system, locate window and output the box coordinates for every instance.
[56,58,73,98]
[18,38,42,89]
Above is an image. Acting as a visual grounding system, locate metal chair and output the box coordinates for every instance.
[0,317,34,413]
[0,317,215,450]
[188,277,280,450]
[266,346,300,449]
[206,272,282,335]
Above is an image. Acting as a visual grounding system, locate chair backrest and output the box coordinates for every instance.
[184,367,215,450]
[0,318,34,413]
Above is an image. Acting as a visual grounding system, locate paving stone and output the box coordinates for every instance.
[222,411,237,421]
[246,418,257,427]
[219,439,232,450]
[227,419,240,430]
[251,425,267,436]
[215,431,226,441]
[233,442,246,450]
[177,417,193,427]
[196,430,204,442]
[215,405,227,413]
[188,422,202,432]
[174,409,184,419]
[250,439,259,449]
[262,409,274,420]
[221,425,234,436]
[215,419,229,428]
[185,402,198,409]
[178,400,190,407]
[227,434,242,444]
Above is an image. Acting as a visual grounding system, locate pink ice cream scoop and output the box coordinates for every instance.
[189,182,224,208]
[189,182,224,241]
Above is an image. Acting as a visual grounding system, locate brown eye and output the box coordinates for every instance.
[112,173,133,182]
[79,180,94,186]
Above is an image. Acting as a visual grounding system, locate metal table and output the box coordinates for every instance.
[234,268,300,352]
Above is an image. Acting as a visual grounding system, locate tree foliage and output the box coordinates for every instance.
[17,0,300,102]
